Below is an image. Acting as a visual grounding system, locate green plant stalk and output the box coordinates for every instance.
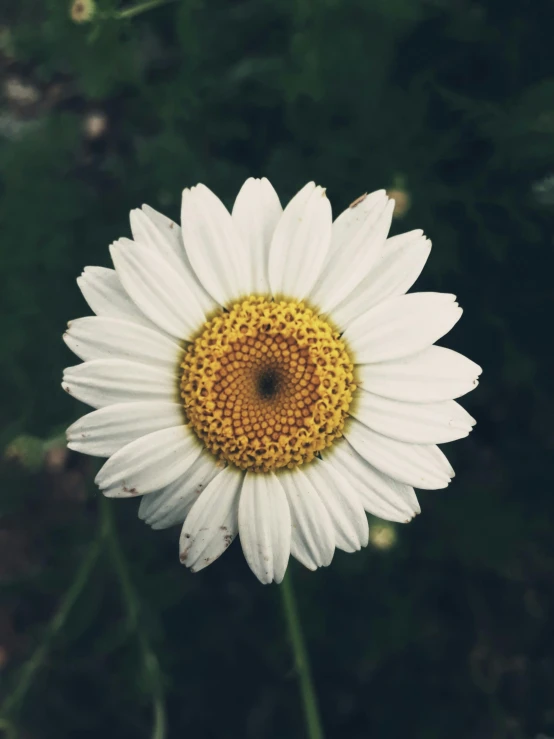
[280,570,325,739]
[0,717,17,739]
[101,497,166,739]
[114,0,177,20]
[0,534,103,721]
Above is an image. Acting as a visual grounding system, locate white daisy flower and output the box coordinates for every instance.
[62,179,481,584]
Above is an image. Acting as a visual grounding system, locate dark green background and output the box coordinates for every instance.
[1,1,553,737]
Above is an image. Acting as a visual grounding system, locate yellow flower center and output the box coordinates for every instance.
[180,297,356,472]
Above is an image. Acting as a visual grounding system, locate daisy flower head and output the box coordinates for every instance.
[63,179,481,584]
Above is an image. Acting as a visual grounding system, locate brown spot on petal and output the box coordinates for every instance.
[349,193,368,208]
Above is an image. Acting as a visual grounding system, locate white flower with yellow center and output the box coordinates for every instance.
[62,180,481,583]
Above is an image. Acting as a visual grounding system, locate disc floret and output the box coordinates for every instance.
[180,297,356,472]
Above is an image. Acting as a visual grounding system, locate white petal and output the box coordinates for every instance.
[331,230,431,329]
[142,204,182,247]
[238,472,291,584]
[181,184,249,305]
[139,453,222,530]
[179,467,243,572]
[326,439,420,522]
[77,266,156,329]
[357,345,482,402]
[311,195,394,314]
[232,177,283,295]
[352,391,476,444]
[428,444,455,477]
[325,190,387,261]
[130,207,185,272]
[268,182,332,300]
[110,239,207,340]
[278,467,335,570]
[344,292,462,364]
[344,418,452,490]
[95,425,202,497]
[64,317,182,369]
[66,401,184,457]
[140,204,183,254]
[130,207,217,316]
[62,359,177,409]
[302,458,369,553]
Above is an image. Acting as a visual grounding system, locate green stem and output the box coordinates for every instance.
[0,534,103,721]
[0,718,17,739]
[280,570,325,739]
[114,0,177,20]
[101,497,166,739]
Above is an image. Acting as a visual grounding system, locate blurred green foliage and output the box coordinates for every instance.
[1,0,553,737]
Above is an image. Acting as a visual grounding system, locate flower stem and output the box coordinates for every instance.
[0,534,103,721]
[114,0,177,20]
[280,570,325,739]
[101,497,167,739]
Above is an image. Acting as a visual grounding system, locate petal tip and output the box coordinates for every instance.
[108,242,120,261]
